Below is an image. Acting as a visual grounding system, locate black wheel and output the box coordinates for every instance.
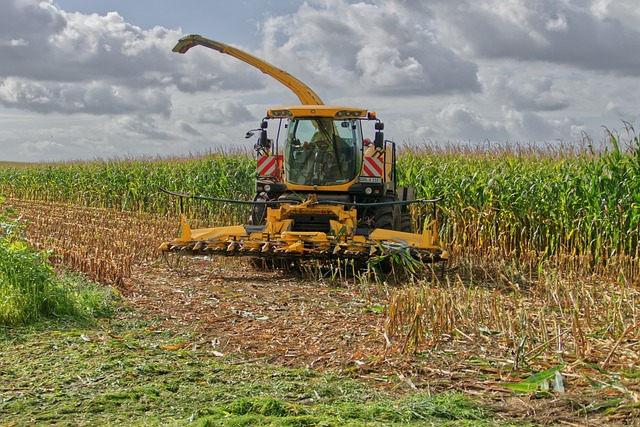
[400,212,413,233]
[248,192,271,270]
[249,192,268,226]
[367,195,410,276]
[372,195,401,231]
[364,196,397,275]
[373,207,394,229]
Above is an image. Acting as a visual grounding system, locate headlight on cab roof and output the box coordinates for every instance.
[269,109,293,118]
[335,110,366,118]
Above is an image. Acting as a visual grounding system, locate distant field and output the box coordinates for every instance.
[0,161,36,168]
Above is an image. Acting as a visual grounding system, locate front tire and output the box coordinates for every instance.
[372,195,401,231]
[400,212,413,233]
[248,192,268,226]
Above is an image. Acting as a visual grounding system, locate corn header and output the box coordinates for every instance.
[160,35,448,268]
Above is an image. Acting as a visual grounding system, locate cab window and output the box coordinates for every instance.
[284,118,363,186]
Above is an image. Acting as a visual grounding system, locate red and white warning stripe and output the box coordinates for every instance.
[257,155,277,177]
[362,156,383,177]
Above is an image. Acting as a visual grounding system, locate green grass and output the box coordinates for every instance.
[0,318,517,426]
[0,202,119,325]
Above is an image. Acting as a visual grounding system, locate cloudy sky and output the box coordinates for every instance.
[1,0,639,162]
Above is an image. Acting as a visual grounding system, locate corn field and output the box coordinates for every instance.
[0,151,255,227]
[404,136,640,276]
[2,132,639,276]
[1,131,639,375]
[5,199,175,285]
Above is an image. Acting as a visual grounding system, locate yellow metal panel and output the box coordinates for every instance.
[267,105,366,118]
[281,232,328,241]
[369,228,447,250]
[178,214,191,242]
[422,220,437,246]
[352,235,367,244]
[189,225,248,241]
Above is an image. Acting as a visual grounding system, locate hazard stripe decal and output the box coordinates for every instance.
[257,155,277,176]
[362,157,383,177]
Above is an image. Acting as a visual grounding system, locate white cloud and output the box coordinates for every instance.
[195,99,255,126]
[258,0,480,97]
[0,0,639,161]
[485,74,569,112]
[430,0,640,75]
[0,77,172,115]
[19,139,64,154]
[0,0,266,117]
[177,120,202,136]
[115,115,171,140]
[436,103,508,140]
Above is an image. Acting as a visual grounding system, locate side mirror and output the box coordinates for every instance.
[259,121,269,149]
[374,121,384,151]
[374,131,384,151]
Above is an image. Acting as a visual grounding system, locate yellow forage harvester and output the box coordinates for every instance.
[160,35,448,267]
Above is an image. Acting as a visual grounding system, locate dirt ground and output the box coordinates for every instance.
[5,198,636,426]
[123,258,386,371]
[119,257,630,426]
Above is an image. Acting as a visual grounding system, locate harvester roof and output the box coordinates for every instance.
[267,105,371,119]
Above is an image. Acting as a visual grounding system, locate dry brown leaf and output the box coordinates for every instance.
[160,341,189,351]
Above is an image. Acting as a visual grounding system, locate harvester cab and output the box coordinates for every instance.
[160,35,448,267]
[249,107,398,226]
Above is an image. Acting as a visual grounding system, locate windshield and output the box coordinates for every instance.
[284,118,362,186]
